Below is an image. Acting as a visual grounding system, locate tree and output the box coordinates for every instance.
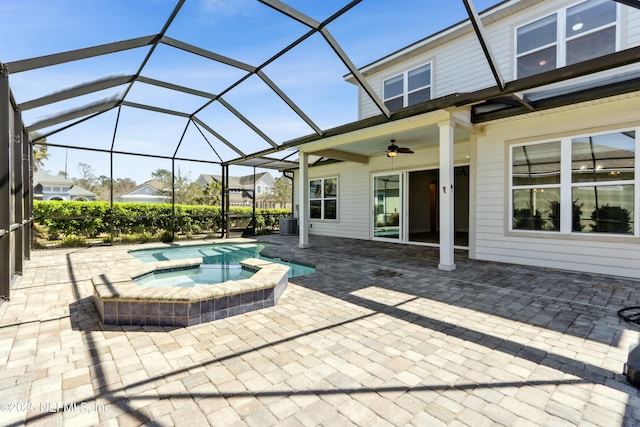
[151,168,172,184]
[29,132,49,171]
[150,167,201,205]
[273,176,292,209]
[196,181,222,206]
[114,177,137,197]
[73,162,98,191]
[91,175,137,200]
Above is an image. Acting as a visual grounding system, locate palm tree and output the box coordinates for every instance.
[29,132,49,171]
[198,181,222,205]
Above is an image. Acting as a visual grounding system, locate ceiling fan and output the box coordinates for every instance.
[386,139,414,157]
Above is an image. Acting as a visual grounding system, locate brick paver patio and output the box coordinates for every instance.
[1,235,640,426]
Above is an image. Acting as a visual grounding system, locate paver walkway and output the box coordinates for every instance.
[1,235,640,426]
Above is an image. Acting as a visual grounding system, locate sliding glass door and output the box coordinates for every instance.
[372,167,469,246]
[373,173,402,240]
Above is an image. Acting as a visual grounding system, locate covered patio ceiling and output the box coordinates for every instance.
[3,0,640,174]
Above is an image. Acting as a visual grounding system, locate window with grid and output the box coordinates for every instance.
[309,177,338,220]
[383,63,431,111]
[516,0,617,78]
[510,130,637,235]
[511,141,562,231]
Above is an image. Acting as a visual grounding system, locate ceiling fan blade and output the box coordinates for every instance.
[397,147,414,153]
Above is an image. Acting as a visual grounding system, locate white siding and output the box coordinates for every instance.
[294,162,370,240]
[294,140,470,240]
[473,94,640,278]
[357,0,640,120]
[626,6,640,47]
[359,35,493,120]
[432,32,495,97]
[358,87,379,122]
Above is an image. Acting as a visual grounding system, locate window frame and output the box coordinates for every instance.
[510,140,563,233]
[514,0,619,79]
[309,176,338,221]
[508,128,639,237]
[382,62,432,111]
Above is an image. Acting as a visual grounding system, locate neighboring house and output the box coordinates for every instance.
[197,172,277,208]
[292,0,640,278]
[117,179,169,204]
[33,171,97,201]
[68,186,98,202]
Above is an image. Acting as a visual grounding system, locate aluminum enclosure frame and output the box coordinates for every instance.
[3,1,640,296]
[8,1,640,171]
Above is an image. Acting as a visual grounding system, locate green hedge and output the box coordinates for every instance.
[34,200,291,243]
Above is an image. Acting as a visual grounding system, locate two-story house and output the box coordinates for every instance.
[116,179,170,204]
[196,172,277,208]
[33,171,97,201]
[293,0,640,278]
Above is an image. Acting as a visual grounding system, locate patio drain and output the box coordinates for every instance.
[373,269,402,278]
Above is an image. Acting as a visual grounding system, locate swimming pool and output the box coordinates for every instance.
[92,256,291,327]
[134,265,255,288]
[129,242,315,288]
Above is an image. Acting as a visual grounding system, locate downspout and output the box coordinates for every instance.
[283,170,295,217]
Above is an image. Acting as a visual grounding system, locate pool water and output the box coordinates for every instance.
[135,265,255,288]
[129,243,314,287]
[130,243,262,264]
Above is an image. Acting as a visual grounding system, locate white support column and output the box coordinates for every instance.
[298,152,309,248]
[438,120,456,271]
[468,133,478,260]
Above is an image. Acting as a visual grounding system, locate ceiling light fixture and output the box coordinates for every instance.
[386,139,413,157]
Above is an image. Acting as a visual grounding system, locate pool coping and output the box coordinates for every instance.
[92,256,289,327]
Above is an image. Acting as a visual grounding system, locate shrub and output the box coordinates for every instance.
[33,201,292,247]
[591,205,631,233]
[513,207,544,230]
[60,235,87,247]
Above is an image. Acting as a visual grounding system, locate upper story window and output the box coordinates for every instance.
[383,63,431,111]
[516,0,617,78]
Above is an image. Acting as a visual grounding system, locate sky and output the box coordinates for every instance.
[0,0,499,185]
